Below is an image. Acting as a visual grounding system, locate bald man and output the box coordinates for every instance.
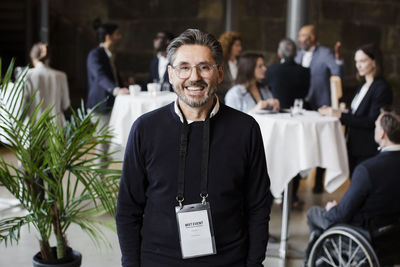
[295,25,343,110]
[295,25,344,193]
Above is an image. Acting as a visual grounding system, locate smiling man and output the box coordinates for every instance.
[116,29,271,267]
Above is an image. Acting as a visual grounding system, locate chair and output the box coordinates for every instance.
[306,213,400,267]
[330,76,342,109]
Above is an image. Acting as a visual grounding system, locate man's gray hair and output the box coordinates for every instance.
[278,38,297,61]
[167,29,223,66]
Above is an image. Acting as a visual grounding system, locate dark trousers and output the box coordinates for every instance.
[292,174,300,202]
[314,167,325,191]
[306,206,332,234]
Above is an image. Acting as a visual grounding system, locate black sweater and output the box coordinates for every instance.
[116,103,271,267]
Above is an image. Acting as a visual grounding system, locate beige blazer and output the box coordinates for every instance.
[24,62,71,127]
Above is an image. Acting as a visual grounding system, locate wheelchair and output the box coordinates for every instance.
[306,213,400,267]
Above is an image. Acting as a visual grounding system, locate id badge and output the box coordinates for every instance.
[175,202,217,259]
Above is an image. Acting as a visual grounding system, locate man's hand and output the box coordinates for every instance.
[325,200,337,211]
[117,88,130,95]
[334,41,342,60]
[254,98,280,112]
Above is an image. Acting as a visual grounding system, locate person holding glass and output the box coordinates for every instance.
[319,43,393,175]
[225,52,280,113]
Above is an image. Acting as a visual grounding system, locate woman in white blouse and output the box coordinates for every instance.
[225,52,279,113]
[319,44,392,174]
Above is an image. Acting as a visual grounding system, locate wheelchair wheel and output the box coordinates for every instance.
[307,225,380,267]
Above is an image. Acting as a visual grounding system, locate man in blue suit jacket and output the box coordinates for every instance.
[306,107,400,235]
[295,24,344,193]
[87,23,129,166]
[148,31,175,92]
[295,24,343,110]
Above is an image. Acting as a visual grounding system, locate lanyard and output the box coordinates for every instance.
[176,103,213,209]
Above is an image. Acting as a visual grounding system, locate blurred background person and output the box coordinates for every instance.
[295,24,343,193]
[306,106,400,246]
[265,38,310,208]
[86,22,129,166]
[24,42,70,127]
[148,31,175,92]
[225,52,279,113]
[319,43,393,175]
[218,31,242,102]
[265,38,309,109]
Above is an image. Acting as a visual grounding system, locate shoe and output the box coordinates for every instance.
[292,199,304,209]
[268,234,279,243]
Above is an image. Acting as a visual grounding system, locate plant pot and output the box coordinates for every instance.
[32,247,82,267]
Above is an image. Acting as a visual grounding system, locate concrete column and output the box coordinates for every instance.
[225,0,232,32]
[39,0,49,43]
[286,0,309,40]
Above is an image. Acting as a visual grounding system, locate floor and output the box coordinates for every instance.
[0,146,349,267]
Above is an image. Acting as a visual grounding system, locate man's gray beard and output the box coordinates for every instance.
[173,84,216,108]
[177,93,212,108]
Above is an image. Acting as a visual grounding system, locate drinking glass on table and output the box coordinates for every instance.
[129,84,141,96]
[147,83,160,96]
[291,98,303,116]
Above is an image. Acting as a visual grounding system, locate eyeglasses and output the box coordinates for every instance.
[171,63,218,79]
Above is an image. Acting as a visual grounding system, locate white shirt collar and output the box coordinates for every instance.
[34,62,46,69]
[380,145,400,152]
[301,46,316,68]
[351,83,370,113]
[157,53,169,82]
[157,52,167,59]
[308,45,316,52]
[100,44,112,58]
[174,96,220,124]
[228,59,238,80]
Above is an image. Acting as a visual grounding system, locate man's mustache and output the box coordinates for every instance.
[183,80,208,88]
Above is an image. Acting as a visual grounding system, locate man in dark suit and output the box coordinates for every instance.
[265,38,310,208]
[86,23,129,166]
[148,31,175,91]
[265,38,310,109]
[295,24,344,193]
[306,106,400,236]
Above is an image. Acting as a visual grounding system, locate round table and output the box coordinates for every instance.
[250,110,349,259]
[109,91,177,160]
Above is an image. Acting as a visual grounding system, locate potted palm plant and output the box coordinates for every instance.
[0,60,121,266]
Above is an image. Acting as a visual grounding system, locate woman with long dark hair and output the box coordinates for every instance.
[225,52,279,112]
[319,43,393,174]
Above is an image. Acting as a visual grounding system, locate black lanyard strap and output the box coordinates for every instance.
[200,118,210,204]
[176,121,189,207]
[176,101,213,208]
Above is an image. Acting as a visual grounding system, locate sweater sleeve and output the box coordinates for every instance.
[245,120,272,267]
[325,165,371,224]
[116,120,148,267]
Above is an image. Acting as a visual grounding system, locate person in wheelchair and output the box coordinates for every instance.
[306,106,400,266]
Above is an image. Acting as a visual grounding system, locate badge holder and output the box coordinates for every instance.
[175,200,217,259]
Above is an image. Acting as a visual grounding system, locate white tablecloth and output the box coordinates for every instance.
[251,110,349,198]
[109,92,177,159]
